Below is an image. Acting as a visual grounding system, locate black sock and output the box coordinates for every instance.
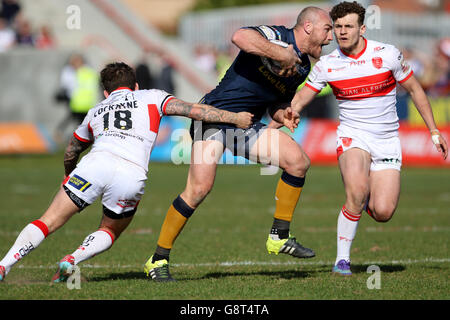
[270,218,290,239]
[153,246,171,262]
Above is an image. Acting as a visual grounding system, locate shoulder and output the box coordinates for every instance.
[245,25,284,40]
[134,89,172,100]
[316,49,341,65]
[368,39,400,58]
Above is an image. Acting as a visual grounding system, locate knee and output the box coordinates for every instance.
[371,205,396,223]
[284,149,310,177]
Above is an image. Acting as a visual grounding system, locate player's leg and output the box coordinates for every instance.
[366,169,401,222]
[333,148,371,275]
[52,212,135,283]
[248,127,314,258]
[52,158,145,282]
[365,136,402,222]
[145,139,224,281]
[0,186,79,280]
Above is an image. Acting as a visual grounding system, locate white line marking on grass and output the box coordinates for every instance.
[16,257,450,270]
[3,226,449,237]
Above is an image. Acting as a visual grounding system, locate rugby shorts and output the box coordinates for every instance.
[336,125,402,171]
[63,151,146,218]
[189,120,268,159]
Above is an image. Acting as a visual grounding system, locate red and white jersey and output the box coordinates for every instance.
[74,88,174,172]
[306,38,413,138]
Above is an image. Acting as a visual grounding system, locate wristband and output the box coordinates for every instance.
[431,134,441,145]
[430,129,440,135]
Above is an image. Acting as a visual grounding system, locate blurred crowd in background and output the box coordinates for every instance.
[1,0,448,124]
[0,0,55,51]
[192,39,450,99]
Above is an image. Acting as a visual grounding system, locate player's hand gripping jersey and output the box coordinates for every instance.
[74,88,173,171]
[203,25,311,120]
[306,39,413,138]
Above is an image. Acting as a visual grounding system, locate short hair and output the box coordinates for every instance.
[296,6,326,26]
[330,1,366,26]
[100,62,136,93]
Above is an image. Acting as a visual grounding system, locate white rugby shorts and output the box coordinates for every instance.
[63,151,147,217]
[336,126,402,171]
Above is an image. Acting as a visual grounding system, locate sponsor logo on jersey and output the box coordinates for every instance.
[373,46,385,52]
[328,66,346,73]
[329,70,396,100]
[350,60,366,67]
[340,137,353,147]
[68,174,92,192]
[372,57,383,69]
[258,65,288,94]
[117,199,138,208]
[381,158,400,163]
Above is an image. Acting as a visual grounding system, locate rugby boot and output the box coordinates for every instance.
[266,234,315,258]
[144,256,175,282]
[0,265,6,281]
[332,259,352,276]
[51,255,75,283]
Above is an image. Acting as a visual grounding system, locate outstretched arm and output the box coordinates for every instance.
[270,85,318,132]
[400,75,448,160]
[165,97,253,129]
[64,136,92,177]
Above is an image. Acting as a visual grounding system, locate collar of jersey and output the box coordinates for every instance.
[111,87,133,94]
[287,28,304,58]
[339,37,368,60]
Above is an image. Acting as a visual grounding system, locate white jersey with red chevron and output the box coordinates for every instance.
[74,88,174,171]
[306,38,413,138]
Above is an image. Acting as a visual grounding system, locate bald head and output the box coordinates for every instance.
[295,6,330,27]
[292,6,333,59]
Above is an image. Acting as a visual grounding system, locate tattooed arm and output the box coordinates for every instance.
[63,135,92,177]
[165,98,253,129]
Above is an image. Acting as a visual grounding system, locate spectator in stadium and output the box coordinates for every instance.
[14,17,34,46]
[277,1,448,276]
[0,17,14,51]
[194,44,217,73]
[156,58,176,95]
[0,0,21,25]
[426,37,450,97]
[54,53,100,142]
[135,58,155,90]
[144,6,334,282]
[35,25,55,49]
[0,62,253,282]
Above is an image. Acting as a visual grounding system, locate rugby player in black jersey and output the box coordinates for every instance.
[144,6,333,281]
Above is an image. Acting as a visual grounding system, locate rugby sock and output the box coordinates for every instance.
[156,196,195,252]
[70,229,114,265]
[0,220,48,275]
[270,172,305,240]
[335,206,361,264]
[152,247,171,263]
[270,218,290,240]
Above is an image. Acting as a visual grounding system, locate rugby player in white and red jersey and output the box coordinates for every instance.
[278,1,448,275]
[0,62,253,282]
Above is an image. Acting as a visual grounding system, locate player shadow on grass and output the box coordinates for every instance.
[87,268,325,282]
[83,265,406,282]
[88,271,145,282]
[198,269,316,280]
[350,264,406,274]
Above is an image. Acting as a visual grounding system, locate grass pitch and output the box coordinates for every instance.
[0,152,448,301]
